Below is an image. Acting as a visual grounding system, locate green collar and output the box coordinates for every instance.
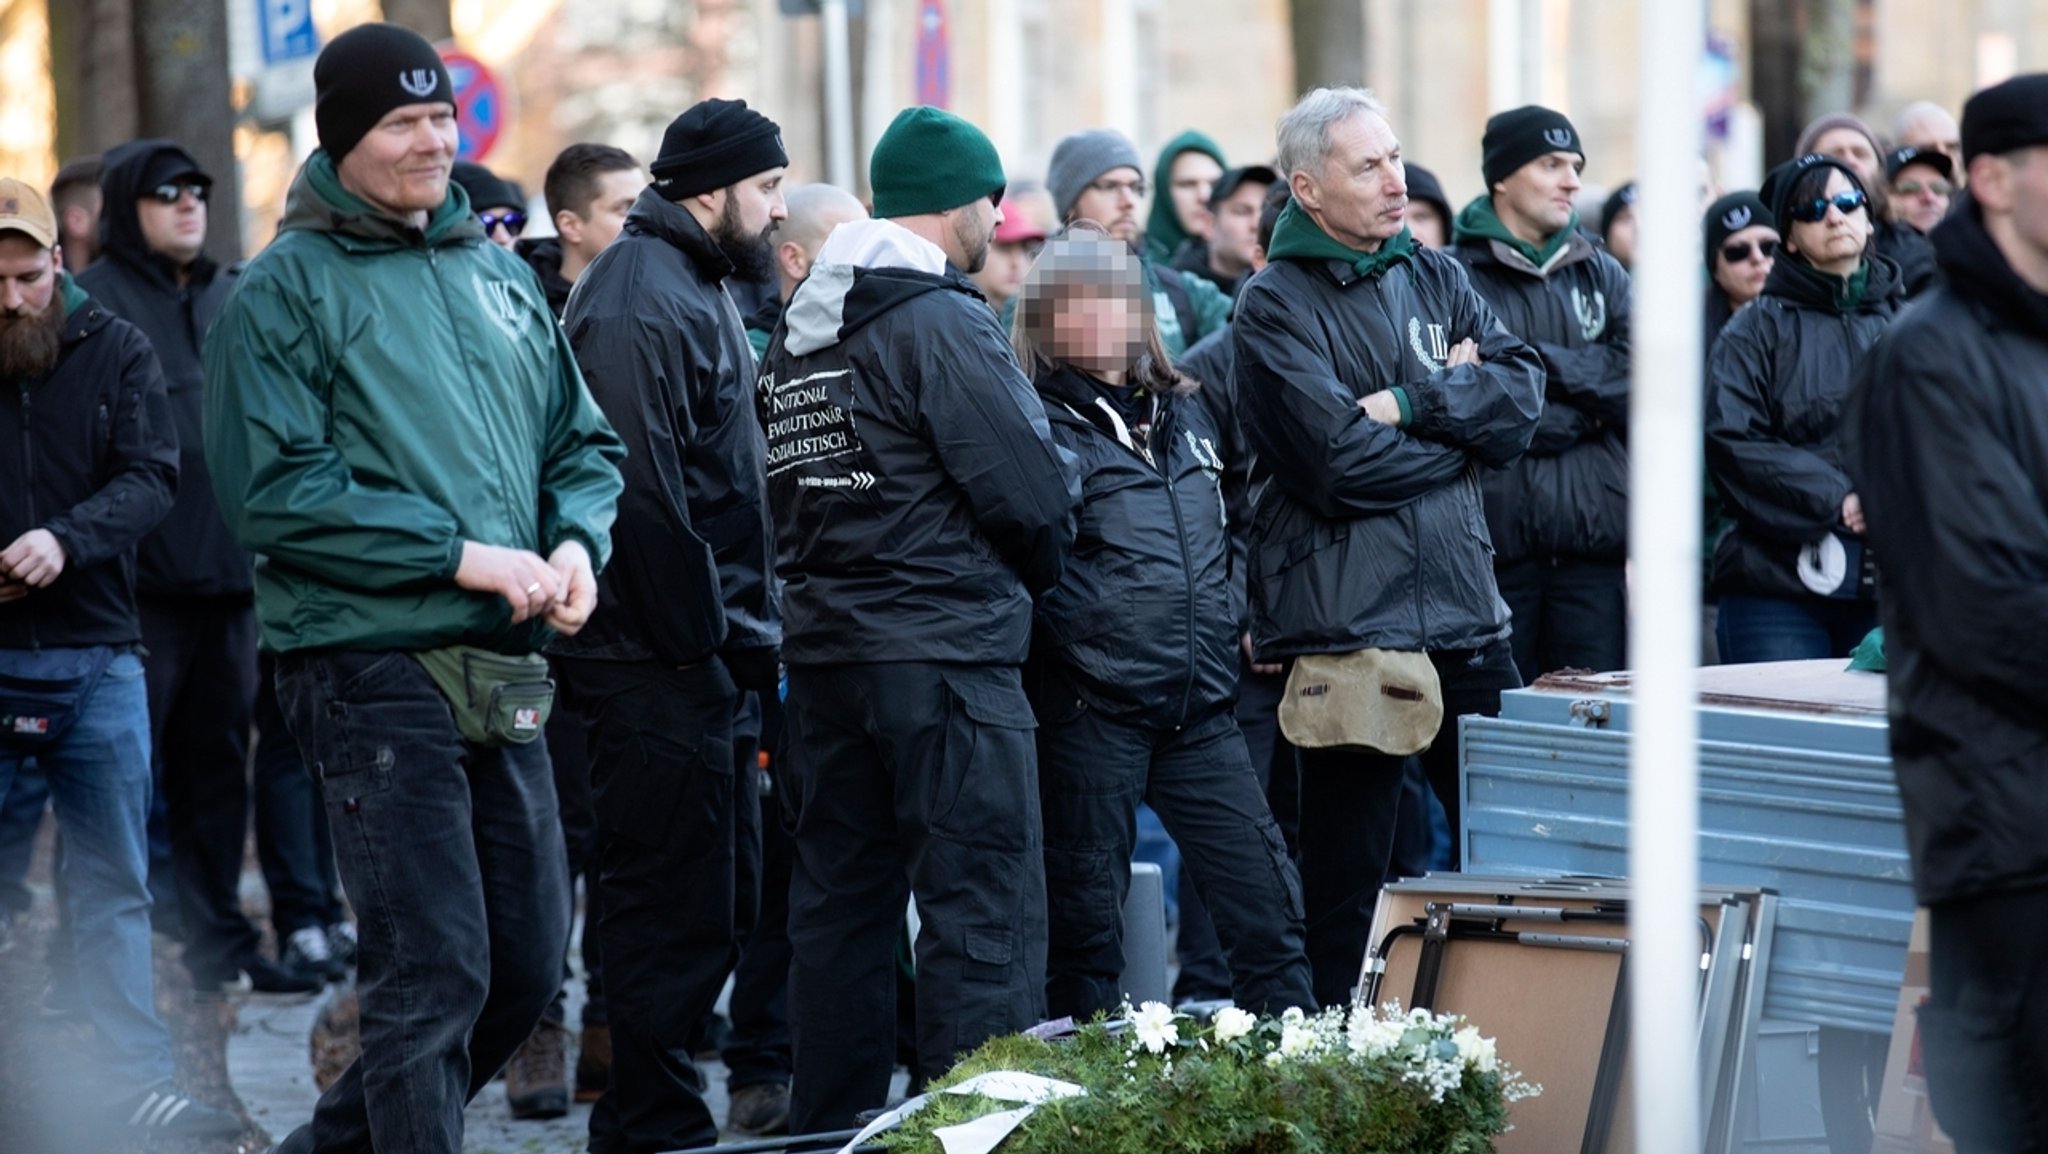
[1452,194,1575,269]
[284,151,482,249]
[1264,199,1416,280]
[58,270,86,320]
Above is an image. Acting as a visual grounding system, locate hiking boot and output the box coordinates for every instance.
[505,1018,570,1120]
[197,955,324,1000]
[574,1024,611,1102]
[283,926,348,983]
[112,1079,244,1140]
[726,1081,791,1137]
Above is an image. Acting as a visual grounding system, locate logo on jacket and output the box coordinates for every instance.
[1408,317,1449,374]
[1544,128,1576,150]
[473,274,532,341]
[398,69,440,98]
[1572,287,1608,343]
[1721,205,1753,232]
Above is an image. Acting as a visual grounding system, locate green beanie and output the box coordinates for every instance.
[869,106,1007,218]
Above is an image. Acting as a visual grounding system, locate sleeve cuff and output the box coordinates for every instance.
[1391,387,1414,428]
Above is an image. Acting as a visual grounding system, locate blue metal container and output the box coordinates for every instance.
[1461,660,1911,1034]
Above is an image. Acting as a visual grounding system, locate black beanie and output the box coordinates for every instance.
[314,23,454,162]
[1482,105,1584,188]
[650,99,788,199]
[451,162,521,212]
[1960,73,2048,163]
[1760,153,1866,234]
[1703,191,1775,270]
[1403,163,1452,226]
[1599,181,1638,240]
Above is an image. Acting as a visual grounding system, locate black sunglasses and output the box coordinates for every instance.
[478,210,528,236]
[1721,238,1778,264]
[149,183,208,205]
[1788,189,1867,223]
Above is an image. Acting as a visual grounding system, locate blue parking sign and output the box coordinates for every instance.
[258,0,319,66]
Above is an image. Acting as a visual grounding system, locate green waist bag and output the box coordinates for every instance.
[415,646,555,747]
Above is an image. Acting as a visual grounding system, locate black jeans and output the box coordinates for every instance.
[540,701,604,1030]
[140,597,261,983]
[1295,639,1520,1008]
[782,662,1048,1134]
[1494,556,1628,683]
[725,690,794,1091]
[1919,885,2048,1152]
[1036,691,1312,1019]
[252,651,346,937]
[555,656,739,1154]
[273,650,569,1154]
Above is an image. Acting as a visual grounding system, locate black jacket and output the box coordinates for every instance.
[1030,365,1237,729]
[759,219,1078,666]
[1875,219,1938,299]
[516,236,574,319]
[560,188,779,668]
[1176,325,1252,626]
[1842,195,2048,905]
[77,139,247,600]
[1233,248,1545,658]
[1,276,179,649]
[1449,229,1632,564]
[1705,253,1901,600]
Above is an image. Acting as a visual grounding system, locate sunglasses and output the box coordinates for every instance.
[1895,179,1953,198]
[1788,189,1867,223]
[1721,238,1778,264]
[149,183,208,205]
[478,210,528,236]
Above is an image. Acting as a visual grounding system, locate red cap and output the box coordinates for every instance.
[994,197,1047,245]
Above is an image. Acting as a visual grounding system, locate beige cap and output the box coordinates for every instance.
[0,177,58,248]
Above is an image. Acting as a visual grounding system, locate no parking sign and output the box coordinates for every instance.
[439,48,504,162]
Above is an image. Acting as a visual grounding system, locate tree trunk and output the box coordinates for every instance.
[50,0,139,161]
[1747,0,1809,167]
[381,0,455,43]
[1289,0,1367,93]
[130,0,242,262]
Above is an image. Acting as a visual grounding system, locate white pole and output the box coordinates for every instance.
[986,0,1023,165]
[821,0,857,191]
[1630,1,1703,1153]
[1487,0,1524,112]
[860,0,894,190]
[1100,0,1136,138]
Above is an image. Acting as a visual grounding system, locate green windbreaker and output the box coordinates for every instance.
[203,152,625,654]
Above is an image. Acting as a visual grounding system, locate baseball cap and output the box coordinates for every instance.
[1883,145,1953,183]
[0,178,57,248]
[994,197,1047,245]
[1207,164,1281,210]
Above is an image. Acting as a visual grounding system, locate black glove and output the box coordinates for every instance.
[722,646,782,694]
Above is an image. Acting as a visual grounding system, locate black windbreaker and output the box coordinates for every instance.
[559,188,779,667]
[77,139,247,599]
[1449,230,1632,564]
[515,236,574,319]
[1705,252,1901,600]
[1,277,178,649]
[1843,195,2048,906]
[1030,365,1236,728]
[759,219,1078,666]
[1875,219,1938,298]
[1233,247,1544,658]
[1175,325,1251,625]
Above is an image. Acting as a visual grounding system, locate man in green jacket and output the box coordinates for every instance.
[202,24,624,1154]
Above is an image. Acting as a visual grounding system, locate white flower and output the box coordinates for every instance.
[1264,1051,1285,1066]
[1278,1020,1321,1059]
[1453,1024,1498,1074]
[1130,1000,1180,1054]
[1346,1008,1405,1061]
[1212,1006,1257,1043]
[1280,1006,1307,1026]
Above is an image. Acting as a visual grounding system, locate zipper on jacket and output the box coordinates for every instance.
[1155,402,1200,729]
[425,245,527,544]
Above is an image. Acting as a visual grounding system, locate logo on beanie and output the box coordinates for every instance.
[1721,206,1753,232]
[1544,128,1576,150]
[398,69,439,98]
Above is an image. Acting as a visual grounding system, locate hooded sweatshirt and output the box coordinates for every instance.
[1143,130,1227,264]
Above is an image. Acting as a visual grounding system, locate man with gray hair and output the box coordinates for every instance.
[746,182,867,358]
[1234,86,1543,1007]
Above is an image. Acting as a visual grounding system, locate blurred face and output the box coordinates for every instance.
[1973,146,2048,292]
[1811,127,1881,186]
[1210,180,1270,274]
[1605,205,1638,268]
[1405,201,1446,249]
[1071,166,1145,244]
[1169,151,1224,239]
[1712,224,1779,307]
[336,102,459,218]
[1292,111,1408,251]
[560,167,647,263]
[1495,150,1584,242]
[1049,289,1145,375]
[1890,162,1953,233]
[949,194,999,273]
[1786,168,1872,272]
[971,238,1037,309]
[137,179,208,265]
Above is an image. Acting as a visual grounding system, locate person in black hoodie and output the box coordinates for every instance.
[1706,154,1901,664]
[0,177,242,1140]
[1016,228,1312,1021]
[78,140,324,996]
[519,142,646,319]
[1842,74,2048,1148]
[1449,106,1634,683]
[557,99,785,1154]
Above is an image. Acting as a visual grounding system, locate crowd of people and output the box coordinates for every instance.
[3,17,2046,1152]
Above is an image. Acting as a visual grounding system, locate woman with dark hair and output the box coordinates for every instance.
[1796,112,1938,295]
[1705,155,1902,663]
[1012,227,1312,1020]
[1702,190,1778,349]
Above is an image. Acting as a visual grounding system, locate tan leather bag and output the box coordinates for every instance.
[1278,649,1443,755]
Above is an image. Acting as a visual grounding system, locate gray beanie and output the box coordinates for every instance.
[1047,128,1144,221]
